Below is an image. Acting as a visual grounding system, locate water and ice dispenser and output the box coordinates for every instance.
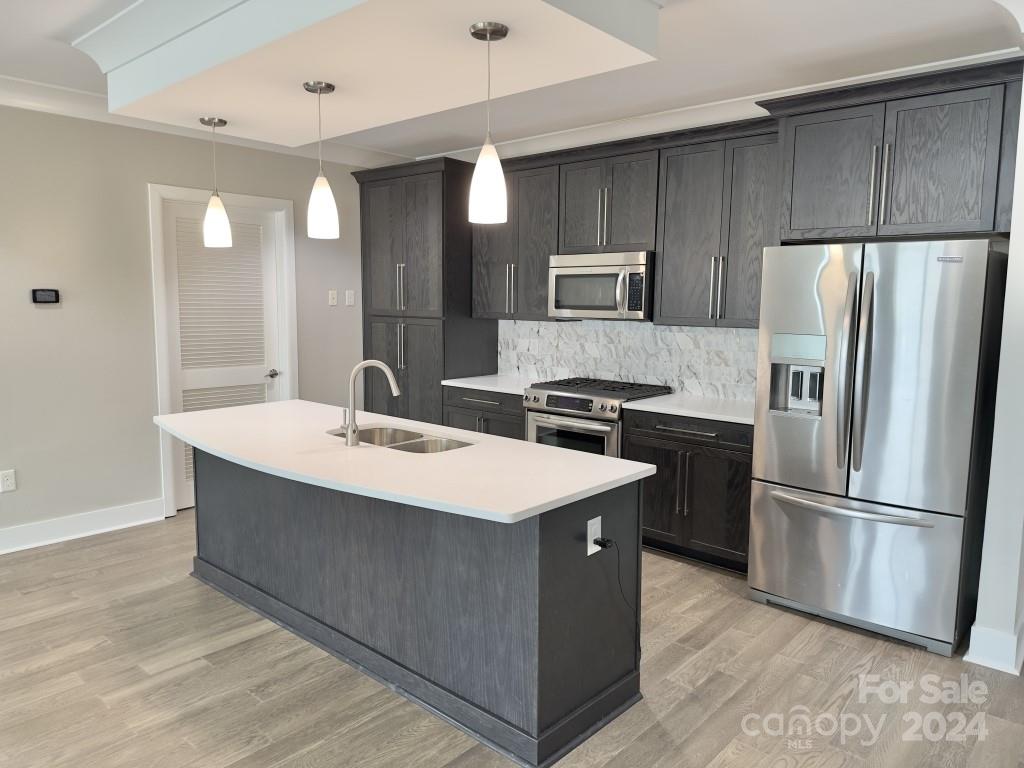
[767,334,827,418]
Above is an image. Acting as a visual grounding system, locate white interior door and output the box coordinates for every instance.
[163,200,284,509]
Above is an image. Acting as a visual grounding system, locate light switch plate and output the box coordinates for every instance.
[0,469,16,493]
[345,289,355,306]
[328,289,338,307]
[586,516,601,556]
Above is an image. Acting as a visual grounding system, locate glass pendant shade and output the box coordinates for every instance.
[307,174,340,239]
[469,138,507,224]
[203,192,232,248]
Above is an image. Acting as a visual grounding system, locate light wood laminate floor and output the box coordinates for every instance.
[2,511,1023,767]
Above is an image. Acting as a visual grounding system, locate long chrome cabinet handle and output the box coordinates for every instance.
[395,263,401,310]
[510,263,516,315]
[400,264,406,310]
[682,452,692,517]
[770,490,933,528]
[715,257,725,320]
[707,257,717,320]
[879,143,891,226]
[674,451,684,516]
[851,272,875,472]
[399,323,406,370]
[505,263,510,315]
[602,187,610,246]
[462,397,500,407]
[596,189,603,245]
[867,145,878,226]
[656,425,718,439]
[836,272,858,470]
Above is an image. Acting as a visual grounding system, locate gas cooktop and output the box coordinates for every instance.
[531,377,672,401]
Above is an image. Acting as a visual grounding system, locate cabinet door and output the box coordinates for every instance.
[605,151,658,251]
[879,86,1003,235]
[718,135,779,328]
[559,160,606,253]
[622,435,685,547]
[514,166,558,319]
[781,104,885,240]
[364,318,403,417]
[362,180,402,315]
[444,404,483,432]
[681,446,751,567]
[401,319,444,425]
[402,173,444,316]
[480,411,524,440]
[654,143,725,326]
[472,193,516,318]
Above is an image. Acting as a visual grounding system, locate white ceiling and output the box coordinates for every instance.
[0,0,1021,166]
[109,0,656,147]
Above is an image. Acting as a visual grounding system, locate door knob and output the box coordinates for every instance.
[265,369,281,379]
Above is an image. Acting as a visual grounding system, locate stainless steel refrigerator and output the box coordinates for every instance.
[749,239,1006,655]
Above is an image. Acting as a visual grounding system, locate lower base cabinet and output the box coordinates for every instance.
[443,387,525,440]
[623,414,753,572]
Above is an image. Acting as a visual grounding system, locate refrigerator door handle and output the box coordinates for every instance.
[769,490,934,528]
[851,272,876,472]
[836,272,859,469]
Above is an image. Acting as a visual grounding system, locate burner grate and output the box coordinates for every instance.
[533,377,671,401]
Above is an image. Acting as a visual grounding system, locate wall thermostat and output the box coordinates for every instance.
[32,289,60,304]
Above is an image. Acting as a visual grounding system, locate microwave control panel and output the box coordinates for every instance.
[627,273,644,311]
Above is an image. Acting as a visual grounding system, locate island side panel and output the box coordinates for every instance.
[192,450,540,736]
[535,481,642,762]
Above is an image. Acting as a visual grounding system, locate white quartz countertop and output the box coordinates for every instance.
[440,374,533,395]
[155,400,654,524]
[623,393,755,425]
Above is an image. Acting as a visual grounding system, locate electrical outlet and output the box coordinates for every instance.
[345,289,355,306]
[328,289,338,307]
[586,516,601,556]
[0,469,16,493]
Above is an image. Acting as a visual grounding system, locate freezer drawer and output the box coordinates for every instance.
[748,481,964,644]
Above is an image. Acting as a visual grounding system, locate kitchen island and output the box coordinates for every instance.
[154,400,654,767]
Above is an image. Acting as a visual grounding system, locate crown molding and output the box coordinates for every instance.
[431,47,1023,164]
[0,75,409,168]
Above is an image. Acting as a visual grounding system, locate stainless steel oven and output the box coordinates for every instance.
[527,410,621,457]
[548,252,651,320]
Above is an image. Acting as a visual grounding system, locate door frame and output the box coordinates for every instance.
[147,183,298,517]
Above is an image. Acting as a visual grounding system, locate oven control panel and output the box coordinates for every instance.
[523,389,622,421]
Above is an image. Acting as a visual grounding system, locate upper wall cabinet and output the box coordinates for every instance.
[559,151,658,253]
[655,134,778,328]
[763,60,1022,241]
[362,171,444,317]
[473,165,558,320]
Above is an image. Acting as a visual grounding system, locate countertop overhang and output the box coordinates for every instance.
[155,399,654,524]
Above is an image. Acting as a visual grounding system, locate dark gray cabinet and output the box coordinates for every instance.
[655,134,778,328]
[443,387,524,440]
[878,86,1004,235]
[780,104,885,241]
[472,166,558,320]
[559,151,657,254]
[365,317,444,424]
[623,411,753,571]
[355,159,498,427]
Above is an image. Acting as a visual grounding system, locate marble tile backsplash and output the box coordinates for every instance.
[498,320,758,401]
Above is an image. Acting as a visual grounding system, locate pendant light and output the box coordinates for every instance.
[303,81,340,239]
[199,117,232,248]
[468,21,509,224]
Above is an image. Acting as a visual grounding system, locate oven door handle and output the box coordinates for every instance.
[532,413,615,434]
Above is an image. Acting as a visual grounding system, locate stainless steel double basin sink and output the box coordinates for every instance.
[329,426,471,453]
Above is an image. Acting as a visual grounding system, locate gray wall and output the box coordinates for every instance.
[0,105,363,530]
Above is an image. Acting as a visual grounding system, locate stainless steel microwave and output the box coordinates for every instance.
[548,252,652,320]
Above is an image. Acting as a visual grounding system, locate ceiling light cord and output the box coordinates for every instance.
[317,90,324,174]
[211,122,218,194]
[486,31,492,140]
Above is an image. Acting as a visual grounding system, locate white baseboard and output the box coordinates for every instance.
[965,622,1024,676]
[0,498,166,555]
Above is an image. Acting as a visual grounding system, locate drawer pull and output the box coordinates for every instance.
[655,425,718,439]
[462,397,501,407]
